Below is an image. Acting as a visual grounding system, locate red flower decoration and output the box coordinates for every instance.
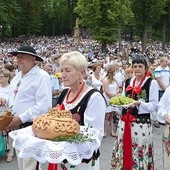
[59,103,65,110]
[138,149,143,158]
[72,113,81,123]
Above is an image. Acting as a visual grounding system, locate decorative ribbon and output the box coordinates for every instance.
[121,76,146,169]
[121,108,136,170]
[126,85,141,96]
[48,163,58,170]
[48,104,65,170]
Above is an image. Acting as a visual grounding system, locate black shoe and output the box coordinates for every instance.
[153,121,160,128]
[159,122,166,126]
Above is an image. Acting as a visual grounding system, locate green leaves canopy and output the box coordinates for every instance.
[75,0,133,44]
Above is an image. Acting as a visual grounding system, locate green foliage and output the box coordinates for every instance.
[0,0,21,38]
[53,126,95,144]
[75,0,133,45]
[131,0,167,35]
[41,0,69,35]
[137,89,147,102]
[0,0,169,44]
[53,133,96,143]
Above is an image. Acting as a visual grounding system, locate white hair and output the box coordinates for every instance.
[59,51,87,71]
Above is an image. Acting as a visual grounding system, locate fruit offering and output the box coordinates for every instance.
[109,96,134,106]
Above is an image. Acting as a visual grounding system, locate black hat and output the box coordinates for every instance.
[10,45,43,62]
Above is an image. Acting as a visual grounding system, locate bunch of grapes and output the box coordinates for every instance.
[109,96,134,105]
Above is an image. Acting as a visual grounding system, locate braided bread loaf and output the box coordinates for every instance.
[32,107,80,139]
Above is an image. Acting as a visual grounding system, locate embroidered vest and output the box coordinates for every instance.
[57,88,104,163]
[123,77,152,124]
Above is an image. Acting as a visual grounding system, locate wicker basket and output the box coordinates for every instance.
[0,111,13,130]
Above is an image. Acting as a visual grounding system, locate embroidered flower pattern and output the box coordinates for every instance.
[60,164,67,170]
[163,133,170,156]
[111,122,154,169]
[72,113,81,123]
[13,80,21,100]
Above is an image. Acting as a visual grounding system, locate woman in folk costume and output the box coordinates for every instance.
[110,57,158,170]
[48,51,106,170]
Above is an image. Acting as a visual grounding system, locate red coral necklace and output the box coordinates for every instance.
[66,82,85,104]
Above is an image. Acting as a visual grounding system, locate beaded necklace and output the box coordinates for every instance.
[66,82,85,104]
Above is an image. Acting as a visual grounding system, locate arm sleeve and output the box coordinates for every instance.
[53,77,60,91]
[138,80,159,114]
[84,92,106,136]
[157,87,170,123]
[154,70,160,78]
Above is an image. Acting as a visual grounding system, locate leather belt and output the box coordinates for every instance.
[19,122,33,128]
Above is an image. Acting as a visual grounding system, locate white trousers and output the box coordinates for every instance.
[6,136,14,157]
[163,126,170,170]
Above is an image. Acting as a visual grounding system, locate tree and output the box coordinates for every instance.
[67,0,77,35]
[14,0,49,36]
[131,0,166,52]
[161,0,170,51]
[108,0,133,51]
[0,0,21,39]
[75,0,132,53]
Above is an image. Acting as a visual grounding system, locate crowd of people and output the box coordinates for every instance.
[0,35,170,170]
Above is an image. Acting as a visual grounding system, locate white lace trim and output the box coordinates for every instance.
[9,126,102,165]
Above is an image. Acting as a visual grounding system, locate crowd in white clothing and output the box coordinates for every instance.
[0,36,170,169]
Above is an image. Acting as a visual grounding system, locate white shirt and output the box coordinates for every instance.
[154,66,170,90]
[50,75,60,99]
[157,86,170,123]
[114,70,124,87]
[9,65,52,123]
[91,73,102,91]
[63,87,106,135]
[0,85,13,113]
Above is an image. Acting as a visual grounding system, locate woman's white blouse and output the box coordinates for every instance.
[63,87,106,135]
[157,86,170,123]
[91,74,102,91]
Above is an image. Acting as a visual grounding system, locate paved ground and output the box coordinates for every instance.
[0,124,165,170]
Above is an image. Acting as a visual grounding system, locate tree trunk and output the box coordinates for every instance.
[52,18,56,36]
[11,26,16,38]
[162,17,167,51]
[130,26,133,40]
[141,26,147,53]
[101,42,107,53]
[67,0,75,35]
[118,25,121,52]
